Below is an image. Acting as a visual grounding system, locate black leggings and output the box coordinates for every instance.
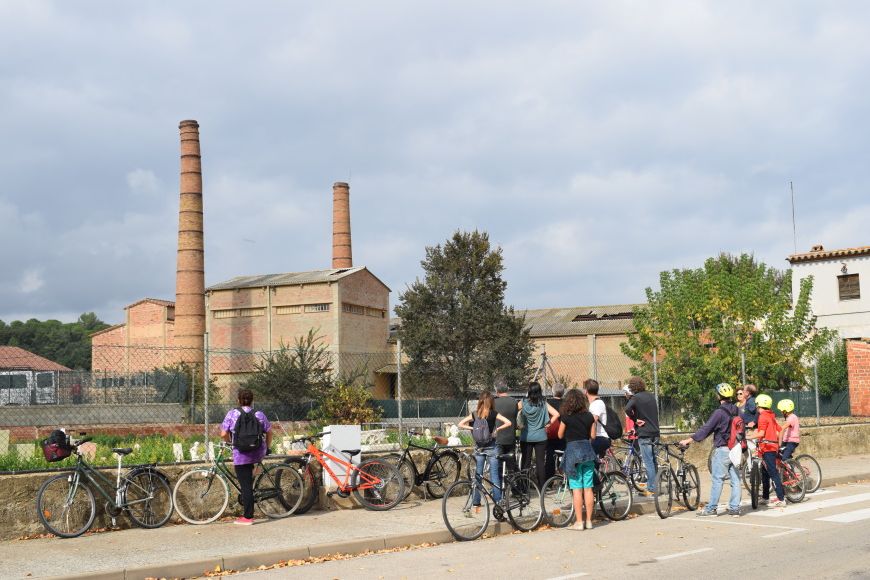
[234,463,255,519]
[521,440,548,488]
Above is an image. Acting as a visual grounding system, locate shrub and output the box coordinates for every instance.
[309,383,383,425]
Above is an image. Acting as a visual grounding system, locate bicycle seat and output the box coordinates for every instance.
[342,449,361,457]
[496,453,514,460]
[112,448,133,456]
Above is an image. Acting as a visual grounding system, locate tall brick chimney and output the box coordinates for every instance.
[175,120,205,363]
[332,181,353,269]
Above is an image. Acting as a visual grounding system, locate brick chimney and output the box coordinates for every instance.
[175,120,205,363]
[332,181,353,269]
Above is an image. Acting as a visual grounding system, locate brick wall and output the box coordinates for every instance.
[848,339,870,416]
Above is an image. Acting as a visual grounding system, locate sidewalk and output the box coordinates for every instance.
[5,454,869,580]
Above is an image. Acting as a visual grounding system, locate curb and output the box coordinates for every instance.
[48,474,869,580]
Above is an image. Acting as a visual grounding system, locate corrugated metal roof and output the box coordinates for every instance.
[518,304,642,337]
[0,346,71,371]
[207,266,377,291]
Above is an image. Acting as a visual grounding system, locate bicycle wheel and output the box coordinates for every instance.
[36,473,96,538]
[255,463,305,518]
[740,457,752,493]
[442,479,490,541]
[541,475,574,527]
[124,468,173,528]
[795,454,822,493]
[653,468,673,519]
[628,454,647,492]
[781,459,806,503]
[425,451,461,499]
[597,471,633,520]
[707,447,714,474]
[506,472,543,532]
[173,469,229,525]
[384,453,416,501]
[680,464,701,511]
[602,451,621,473]
[750,461,760,510]
[280,457,319,514]
[352,458,405,510]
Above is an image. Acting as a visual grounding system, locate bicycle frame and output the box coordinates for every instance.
[396,441,441,485]
[68,453,155,513]
[305,443,383,492]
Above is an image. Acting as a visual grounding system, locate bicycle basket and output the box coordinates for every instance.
[41,430,73,462]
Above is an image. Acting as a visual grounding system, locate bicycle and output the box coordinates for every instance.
[279,431,404,511]
[384,429,462,501]
[172,442,304,524]
[653,442,701,518]
[794,453,822,493]
[442,450,543,541]
[707,443,753,492]
[36,435,173,538]
[607,432,648,492]
[541,450,634,527]
[748,445,806,508]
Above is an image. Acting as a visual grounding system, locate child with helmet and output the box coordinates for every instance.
[748,394,786,508]
[777,399,800,461]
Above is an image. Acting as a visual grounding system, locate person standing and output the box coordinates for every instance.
[679,383,742,517]
[748,394,786,508]
[558,388,598,530]
[458,391,512,505]
[624,376,659,495]
[585,379,610,459]
[220,388,272,525]
[777,399,800,460]
[519,382,560,488]
[493,383,520,474]
[741,384,758,429]
[545,384,565,479]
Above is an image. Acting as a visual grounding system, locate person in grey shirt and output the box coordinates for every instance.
[493,383,519,473]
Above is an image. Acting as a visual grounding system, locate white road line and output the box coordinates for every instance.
[815,507,870,523]
[546,573,589,580]
[762,528,807,538]
[747,492,870,518]
[654,547,713,561]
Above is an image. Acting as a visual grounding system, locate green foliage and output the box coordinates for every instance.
[622,253,835,425]
[243,330,333,404]
[395,230,535,397]
[0,313,109,370]
[817,339,848,396]
[308,382,383,425]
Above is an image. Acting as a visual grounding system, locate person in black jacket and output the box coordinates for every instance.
[624,376,659,494]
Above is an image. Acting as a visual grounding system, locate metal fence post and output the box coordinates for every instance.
[653,348,660,415]
[814,361,821,427]
[396,339,404,439]
[740,351,746,386]
[204,333,210,453]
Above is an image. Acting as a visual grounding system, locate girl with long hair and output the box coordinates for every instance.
[558,388,597,530]
[518,382,560,488]
[458,390,512,505]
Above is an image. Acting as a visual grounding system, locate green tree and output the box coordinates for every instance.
[242,330,333,404]
[622,253,834,424]
[816,338,848,396]
[395,230,534,397]
[0,312,109,369]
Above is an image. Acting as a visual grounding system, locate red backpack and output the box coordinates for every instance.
[726,407,745,450]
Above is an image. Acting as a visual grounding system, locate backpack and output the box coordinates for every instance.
[41,429,73,463]
[546,416,561,439]
[603,404,623,439]
[471,414,493,446]
[232,408,264,452]
[726,406,745,450]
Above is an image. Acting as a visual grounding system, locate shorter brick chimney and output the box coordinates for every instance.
[332,182,352,269]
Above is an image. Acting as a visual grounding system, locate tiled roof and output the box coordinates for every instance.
[207,266,390,292]
[125,298,175,309]
[0,346,70,371]
[788,245,870,264]
[518,304,642,337]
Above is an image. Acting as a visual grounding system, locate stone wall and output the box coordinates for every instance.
[0,403,184,429]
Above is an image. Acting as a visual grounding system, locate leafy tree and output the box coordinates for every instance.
[622,253,834,424]
[308,382,383,425]
[0,312,109,369]
[395,230,535,397]
[816,338,848,396]
[242,330,333,404]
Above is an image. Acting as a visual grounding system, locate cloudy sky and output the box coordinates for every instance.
[2,1,869,324]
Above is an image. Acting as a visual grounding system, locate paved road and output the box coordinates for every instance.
[239,483,870,580]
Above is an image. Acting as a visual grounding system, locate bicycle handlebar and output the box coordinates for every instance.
[74,437,92,446]
[292,431,330,443]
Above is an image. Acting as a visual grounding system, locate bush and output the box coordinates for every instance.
[308,383,383,425]
[817,339,848,396]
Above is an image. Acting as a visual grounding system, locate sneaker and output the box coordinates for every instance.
[639,490,655,497]
[696,509,718,517]
[233,517,254,525]
[768,499,786,508]
[729,509,740,518]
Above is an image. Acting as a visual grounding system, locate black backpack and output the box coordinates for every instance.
[233,408,264,452]
[603,404,624,439]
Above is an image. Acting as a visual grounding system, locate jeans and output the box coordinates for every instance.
[762,451,784,501]
[781,442,799,461]
[704,446,741,513]
[474,445,501,504]
[234,463,255,519]
[638,438,658,492]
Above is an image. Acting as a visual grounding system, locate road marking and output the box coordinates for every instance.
[815,507,870,523]
[762,527,807,538]
[654,547,713,561]
[747,492,870,518]
[546,573,588,580]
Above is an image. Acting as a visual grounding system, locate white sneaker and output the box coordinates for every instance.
[768,499,786,508]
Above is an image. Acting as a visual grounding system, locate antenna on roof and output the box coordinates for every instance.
[790,181,797,254]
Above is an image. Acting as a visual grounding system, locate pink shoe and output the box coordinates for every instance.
[233,517,254,525]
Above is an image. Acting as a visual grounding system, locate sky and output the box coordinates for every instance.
[2,1,870,325]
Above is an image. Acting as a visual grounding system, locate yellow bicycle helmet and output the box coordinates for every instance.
[715,383,735,398]
[756,394,773,409]
[777,398,795,413]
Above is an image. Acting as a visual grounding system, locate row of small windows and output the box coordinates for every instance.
[342,303,386,318]
[212,302,386,319]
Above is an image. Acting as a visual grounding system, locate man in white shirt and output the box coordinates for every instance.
[585,379,611,458]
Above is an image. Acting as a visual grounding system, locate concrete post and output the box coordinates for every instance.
[397,339,403,439]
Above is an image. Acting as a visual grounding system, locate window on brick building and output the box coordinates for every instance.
[214,309,239,319]
[275,305,302,315]
[838,274,860,301]
[366,308,384,318]
[239,308,265,317]
[342,303,366,315]
[304,303,331,313]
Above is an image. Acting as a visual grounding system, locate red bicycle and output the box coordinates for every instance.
[281,431,405,512]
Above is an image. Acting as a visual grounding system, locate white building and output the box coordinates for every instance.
[788,244,870,339]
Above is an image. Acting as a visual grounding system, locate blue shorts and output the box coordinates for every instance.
[568,460,595,490]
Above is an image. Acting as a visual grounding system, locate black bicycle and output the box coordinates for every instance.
[653,442,701,518]
[385,429,462,501]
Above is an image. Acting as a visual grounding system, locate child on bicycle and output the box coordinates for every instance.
[747,394,785,508]
[458,390,512,506]
[557,388,597,530]
[777,399,800,460]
